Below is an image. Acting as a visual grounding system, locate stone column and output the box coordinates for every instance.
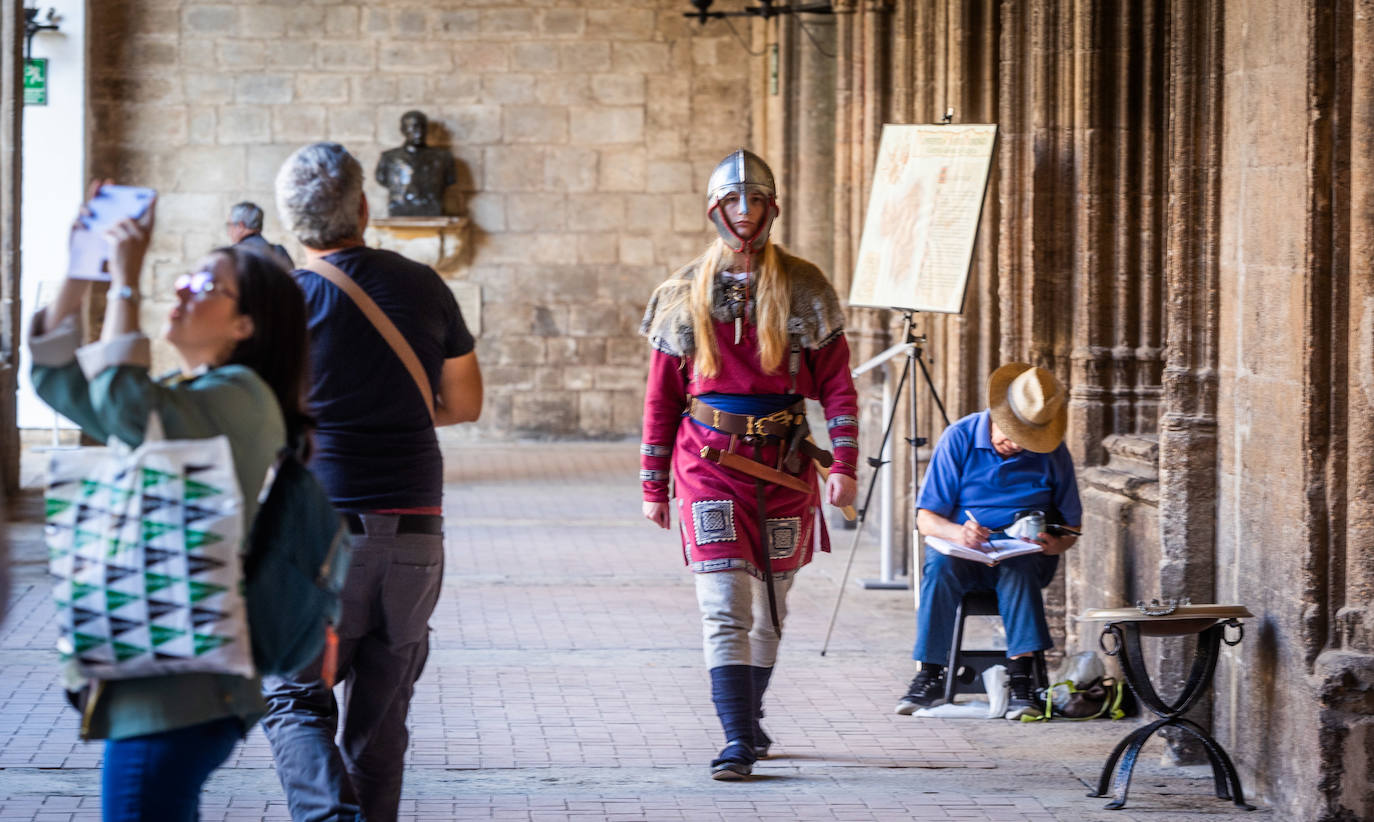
[1156,0,1223,765]
[1311,2,1374,819]
[831,0,856,301]
[1067,2,1111,469]
[0,0,20,495]
[1343,0,1374,662]
[786,14,836,271]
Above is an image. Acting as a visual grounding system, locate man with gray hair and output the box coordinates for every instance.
[225,200,293,270]
[261,141,482,822]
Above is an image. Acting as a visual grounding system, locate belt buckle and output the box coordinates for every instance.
[751,408,793,437]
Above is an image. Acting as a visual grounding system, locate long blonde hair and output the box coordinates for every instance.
[690,238,791,378]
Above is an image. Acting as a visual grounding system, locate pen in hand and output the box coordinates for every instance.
[962,510,991,551]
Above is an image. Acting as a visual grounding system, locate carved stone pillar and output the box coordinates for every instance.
[1342,0,1374,664]
[831,0,858,303]
[998,2,1074,375]
[780,15,836,271]
[0,0,20,496]
[1311,2,1374,819]
[1155,0,1223,765]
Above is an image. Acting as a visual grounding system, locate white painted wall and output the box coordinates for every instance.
[19,0,85,428]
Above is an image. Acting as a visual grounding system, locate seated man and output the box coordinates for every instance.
[896,363,1081,720]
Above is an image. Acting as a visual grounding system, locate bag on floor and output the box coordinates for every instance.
[1024,676,1137,722]
[46,420,255,679]
[1022,650,1137,722]
[243,444,351,677]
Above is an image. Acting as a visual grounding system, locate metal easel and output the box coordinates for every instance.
[821,309,949,654]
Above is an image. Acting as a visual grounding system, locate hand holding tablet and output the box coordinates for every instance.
[67,184,156,281]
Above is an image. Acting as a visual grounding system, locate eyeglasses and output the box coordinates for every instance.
[174,270,236,301]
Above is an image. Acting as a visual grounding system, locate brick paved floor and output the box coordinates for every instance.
[0,443,1270,821]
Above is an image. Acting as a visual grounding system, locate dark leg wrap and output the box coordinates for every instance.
[750,665,774,756]
[709,665,757,769]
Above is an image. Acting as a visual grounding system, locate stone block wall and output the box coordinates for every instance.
[87,1,752,438]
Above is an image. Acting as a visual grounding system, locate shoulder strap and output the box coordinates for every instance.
[304,257,435,422]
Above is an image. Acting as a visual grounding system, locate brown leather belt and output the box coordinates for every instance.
[687,397,805,440]
[688,397,834,468]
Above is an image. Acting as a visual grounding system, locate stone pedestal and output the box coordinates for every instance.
[365,216,480,337]
[366,216,469,272]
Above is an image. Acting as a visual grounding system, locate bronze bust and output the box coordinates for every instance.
[375,110,456,217]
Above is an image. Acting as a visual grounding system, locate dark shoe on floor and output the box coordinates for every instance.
[1004,672,1044,720]
[710,740,755,780]
[895,666,946,715]
[753,724,772,759]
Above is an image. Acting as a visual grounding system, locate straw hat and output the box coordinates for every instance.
[987,363,1067,453]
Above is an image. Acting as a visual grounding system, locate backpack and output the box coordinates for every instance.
[243,446,351,676]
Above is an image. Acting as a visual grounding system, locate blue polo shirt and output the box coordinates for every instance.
[916,410,1081,530]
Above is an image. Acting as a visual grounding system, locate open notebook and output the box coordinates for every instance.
[925,534,1043,566]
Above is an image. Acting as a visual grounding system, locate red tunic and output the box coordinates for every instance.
[640,303,859,577]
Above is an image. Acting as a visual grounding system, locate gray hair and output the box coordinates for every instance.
[275,142,364,249]
[227,201,264,231]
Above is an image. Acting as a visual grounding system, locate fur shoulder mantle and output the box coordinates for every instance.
[639,247,846,357]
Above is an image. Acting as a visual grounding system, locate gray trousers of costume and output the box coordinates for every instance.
[261,516,444,822]
[695,569,796,669]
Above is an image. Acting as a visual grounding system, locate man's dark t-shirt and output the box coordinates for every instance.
[294,246,474,512]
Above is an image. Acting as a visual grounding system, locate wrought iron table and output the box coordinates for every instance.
[1080,604,1255,811]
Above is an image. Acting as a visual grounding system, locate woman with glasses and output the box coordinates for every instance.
[29,181,311,821]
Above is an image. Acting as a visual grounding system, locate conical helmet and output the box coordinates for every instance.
[706,148,779,253]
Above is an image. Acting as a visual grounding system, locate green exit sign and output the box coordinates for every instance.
[23,58,47,106]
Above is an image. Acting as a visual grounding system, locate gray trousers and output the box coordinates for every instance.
[261,516,444,822]
[695,569,796,669]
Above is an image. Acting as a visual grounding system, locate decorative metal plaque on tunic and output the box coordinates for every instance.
[374,110,457,217]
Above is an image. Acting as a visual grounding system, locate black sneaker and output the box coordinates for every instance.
[1004,673,1044,720]
[895,667,946,715]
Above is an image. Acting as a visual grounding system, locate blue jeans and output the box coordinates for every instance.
[102,715,243,822]
[912,550,1060,663]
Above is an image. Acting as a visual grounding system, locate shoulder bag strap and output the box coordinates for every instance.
[304,257,435,422]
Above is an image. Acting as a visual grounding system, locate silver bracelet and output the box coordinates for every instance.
[111,284,138,301]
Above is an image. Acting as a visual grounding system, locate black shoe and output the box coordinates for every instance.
[895,667,946,715]
[753,723,772,758]
[1004,672,1044,720]
[710,740,755,780]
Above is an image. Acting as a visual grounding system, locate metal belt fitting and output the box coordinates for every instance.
[689,398,804,441]
[747,408,804,438]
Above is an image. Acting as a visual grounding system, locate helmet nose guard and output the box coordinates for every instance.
[707,149,779,254]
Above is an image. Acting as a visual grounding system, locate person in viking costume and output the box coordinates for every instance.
[639,149,859,780]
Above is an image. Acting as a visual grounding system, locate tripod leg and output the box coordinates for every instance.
[820,513,867,656]
[820,349,913,656]
[912,344,951,427]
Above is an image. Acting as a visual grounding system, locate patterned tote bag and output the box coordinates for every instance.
[45,420,255,680]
